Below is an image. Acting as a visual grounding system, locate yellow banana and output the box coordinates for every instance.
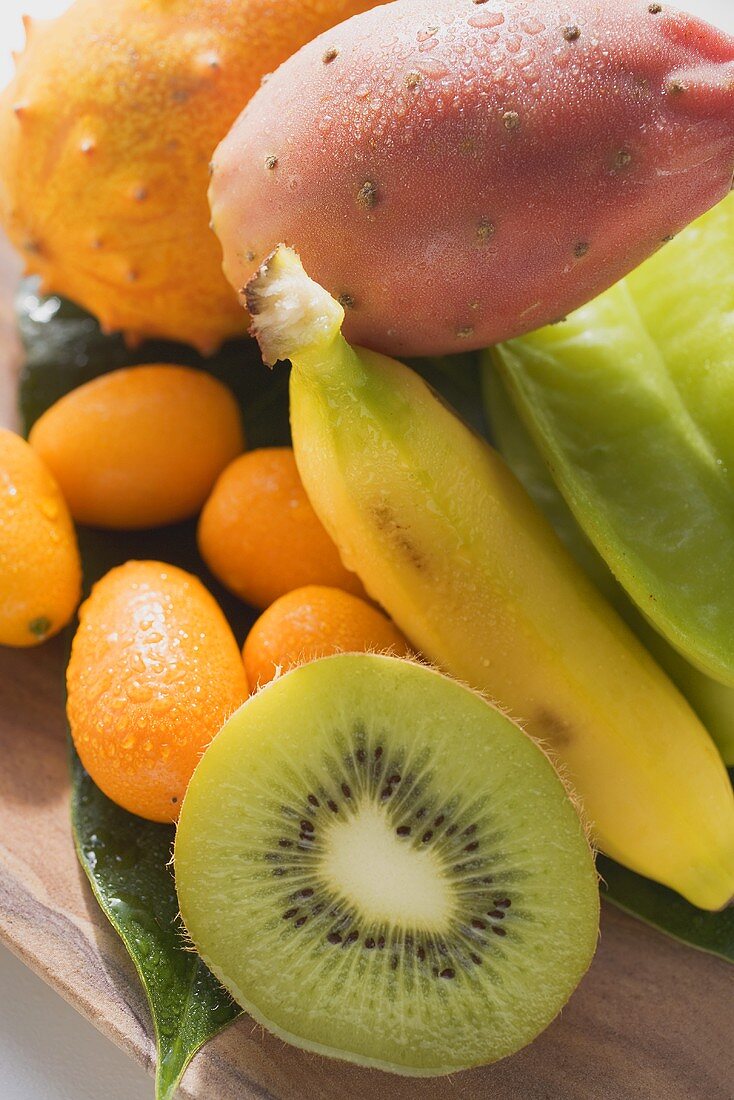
[246,246,734,911]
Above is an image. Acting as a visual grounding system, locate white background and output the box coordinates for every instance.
[0,1,732,1098]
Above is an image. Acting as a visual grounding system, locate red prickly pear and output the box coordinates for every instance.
[210,0,734,357]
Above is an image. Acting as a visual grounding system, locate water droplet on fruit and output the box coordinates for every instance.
[37,496,59,520]
[198,51,221,70]
[417,26,439,43]
[515,47,536,69]
[521,16,544,34]
[469,10,505,29]
[418,59,449,79]
[128,681,154,705]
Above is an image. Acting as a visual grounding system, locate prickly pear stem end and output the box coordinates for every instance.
[245,245,344,367]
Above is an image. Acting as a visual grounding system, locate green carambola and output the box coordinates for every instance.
[490,194,734,687]
[72,748,240,1100]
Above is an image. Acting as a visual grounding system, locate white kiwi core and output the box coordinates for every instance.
[319,800,455,929]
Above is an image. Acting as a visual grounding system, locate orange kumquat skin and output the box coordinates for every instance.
[0,428,81,647]
[243,584,410,690]
[66,560,249,822]
[198,448,365,609]
[30,364,244,529]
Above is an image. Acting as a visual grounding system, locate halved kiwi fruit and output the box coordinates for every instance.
[175,654,598,1075]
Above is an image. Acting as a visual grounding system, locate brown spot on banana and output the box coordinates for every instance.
[371,502,426,571]
[534,709,574,748]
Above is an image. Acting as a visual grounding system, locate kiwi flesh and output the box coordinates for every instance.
[174,653,598,1076]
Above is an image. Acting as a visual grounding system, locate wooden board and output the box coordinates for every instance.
[0,248,732,1099]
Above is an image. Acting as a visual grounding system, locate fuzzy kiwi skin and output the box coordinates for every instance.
[174,654,599,1077]
[210,0,734,357]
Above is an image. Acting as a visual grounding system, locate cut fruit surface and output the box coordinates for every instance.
[175,654,598,1076]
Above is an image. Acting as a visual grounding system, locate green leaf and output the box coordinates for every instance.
[599,853,734,964]
[17,279,290,446]
[69,524,248,1100]
[71,747,240,1099]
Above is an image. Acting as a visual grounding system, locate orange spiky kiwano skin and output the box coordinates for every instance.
[0,0,377,353]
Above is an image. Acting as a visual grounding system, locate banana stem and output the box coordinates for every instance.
[246,245,345,368]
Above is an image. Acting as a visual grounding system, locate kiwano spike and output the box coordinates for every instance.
[123,330,143,350]
[21,14,52,43]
